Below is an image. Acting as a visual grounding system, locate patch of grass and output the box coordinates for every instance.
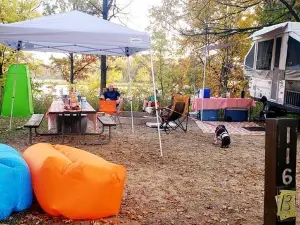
[0,117,28,143]
[0,116,49,143]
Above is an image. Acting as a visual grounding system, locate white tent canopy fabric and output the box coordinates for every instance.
[0,10,163,156]
[0,10,150,56]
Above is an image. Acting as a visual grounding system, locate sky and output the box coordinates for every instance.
[32,0,162,63]
[113,0,162,31]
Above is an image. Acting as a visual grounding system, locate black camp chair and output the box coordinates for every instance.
[159,93,190,134]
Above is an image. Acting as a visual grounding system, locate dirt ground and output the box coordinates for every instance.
[2,121,300,225]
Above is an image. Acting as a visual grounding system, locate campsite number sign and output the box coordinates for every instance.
[264,119,297,225]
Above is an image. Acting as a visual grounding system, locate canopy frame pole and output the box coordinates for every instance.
[201,23,209,121]
[150,49,163,157]
[9,41,21,130]
[126,49,134,133]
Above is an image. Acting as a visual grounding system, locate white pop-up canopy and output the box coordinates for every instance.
[0,10,150,56]
[0,10,163,156]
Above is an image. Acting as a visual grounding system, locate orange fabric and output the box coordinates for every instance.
[23,143,126,219]
[98,100,117,115]
[169,93,190,117]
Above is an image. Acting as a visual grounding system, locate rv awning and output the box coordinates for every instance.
[0,11,151,56]
[249,22,288,39]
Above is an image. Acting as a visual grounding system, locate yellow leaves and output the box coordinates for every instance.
[0,0,41,24]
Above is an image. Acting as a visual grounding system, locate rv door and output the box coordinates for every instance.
[270,36,282,101]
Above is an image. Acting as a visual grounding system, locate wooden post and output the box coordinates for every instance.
[264,118,297,225]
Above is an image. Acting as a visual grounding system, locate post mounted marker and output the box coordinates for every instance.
[264,118,297,224]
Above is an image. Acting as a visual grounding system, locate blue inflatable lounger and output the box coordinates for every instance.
[0,144,32,220]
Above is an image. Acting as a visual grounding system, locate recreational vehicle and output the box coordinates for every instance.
[244,22,300,113]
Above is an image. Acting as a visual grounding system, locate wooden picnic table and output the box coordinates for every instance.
[25,99,116,145]
[46,100,97,142]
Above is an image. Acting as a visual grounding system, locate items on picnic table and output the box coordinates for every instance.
[0,144,32,220]
[23,143,126,219]
[63,92,85,110]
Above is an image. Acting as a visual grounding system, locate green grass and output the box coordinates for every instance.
[0,116,49,143]
[0,117,29,143]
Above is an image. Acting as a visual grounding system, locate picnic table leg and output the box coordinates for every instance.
[78,113,82,135]
[99,122,105,134]
[61,114,65,144]
[29,128,32,145]
[78,113,84,145]
[108,126,111,142]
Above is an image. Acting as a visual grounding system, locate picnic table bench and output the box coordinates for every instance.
[24,114,44,144]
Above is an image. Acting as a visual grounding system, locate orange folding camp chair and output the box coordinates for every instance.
[159,93,190,134]
[98,100,122,127]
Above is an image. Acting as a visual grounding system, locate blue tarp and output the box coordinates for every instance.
[0,144,32,220]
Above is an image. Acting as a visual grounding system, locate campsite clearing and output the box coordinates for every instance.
[2,119,300,225]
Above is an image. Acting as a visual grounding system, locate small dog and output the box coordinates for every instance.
[214,125,231,148]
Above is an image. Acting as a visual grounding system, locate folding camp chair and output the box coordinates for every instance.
[159,93,190,134]
[98,100,122,127]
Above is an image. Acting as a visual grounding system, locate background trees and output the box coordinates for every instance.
[0,0,41,78]
[0,0,41,106]
[1,0,300,111]
[148,0,300,97]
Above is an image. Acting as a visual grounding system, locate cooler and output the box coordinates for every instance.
[203,88,211,98]
[224,108,248,122]
[196,88,211,98]
[198,109,219,121]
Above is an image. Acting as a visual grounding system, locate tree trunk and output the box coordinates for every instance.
[100,0,108,94]
[0,63,3,79]
[159,52,164,100]
[70,53,74,84]
[100,55,107,92]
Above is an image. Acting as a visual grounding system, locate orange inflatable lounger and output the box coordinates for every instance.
[23,143,126,219]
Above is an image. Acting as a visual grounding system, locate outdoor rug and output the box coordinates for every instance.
[146,122,177,128]
[195,121,265,136]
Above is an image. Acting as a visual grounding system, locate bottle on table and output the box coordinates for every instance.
[81,97,87,109]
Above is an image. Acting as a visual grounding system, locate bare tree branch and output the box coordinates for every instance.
[279,0,300,21]
[215,0,260,9]
[88,0,103,14]
[74,60,95,75]
[108,0,114,11]
[108,0,132,20]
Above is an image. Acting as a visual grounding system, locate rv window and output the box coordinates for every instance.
[274,37,282,68]
[256,39,274,70]
[286,37,300,70]
[245,45,254,69]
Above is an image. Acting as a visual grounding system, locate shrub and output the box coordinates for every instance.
[33,94,53,114]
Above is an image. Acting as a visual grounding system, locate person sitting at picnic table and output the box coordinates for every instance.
[100,84,123,110]
[142,89,160,112]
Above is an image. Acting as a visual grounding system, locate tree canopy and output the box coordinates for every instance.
[0,0,41,79]
[147,0,300,97]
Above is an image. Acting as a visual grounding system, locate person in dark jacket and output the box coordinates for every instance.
[101,84,123,111]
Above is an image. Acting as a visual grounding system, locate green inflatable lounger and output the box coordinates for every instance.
[1,64,34,117]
